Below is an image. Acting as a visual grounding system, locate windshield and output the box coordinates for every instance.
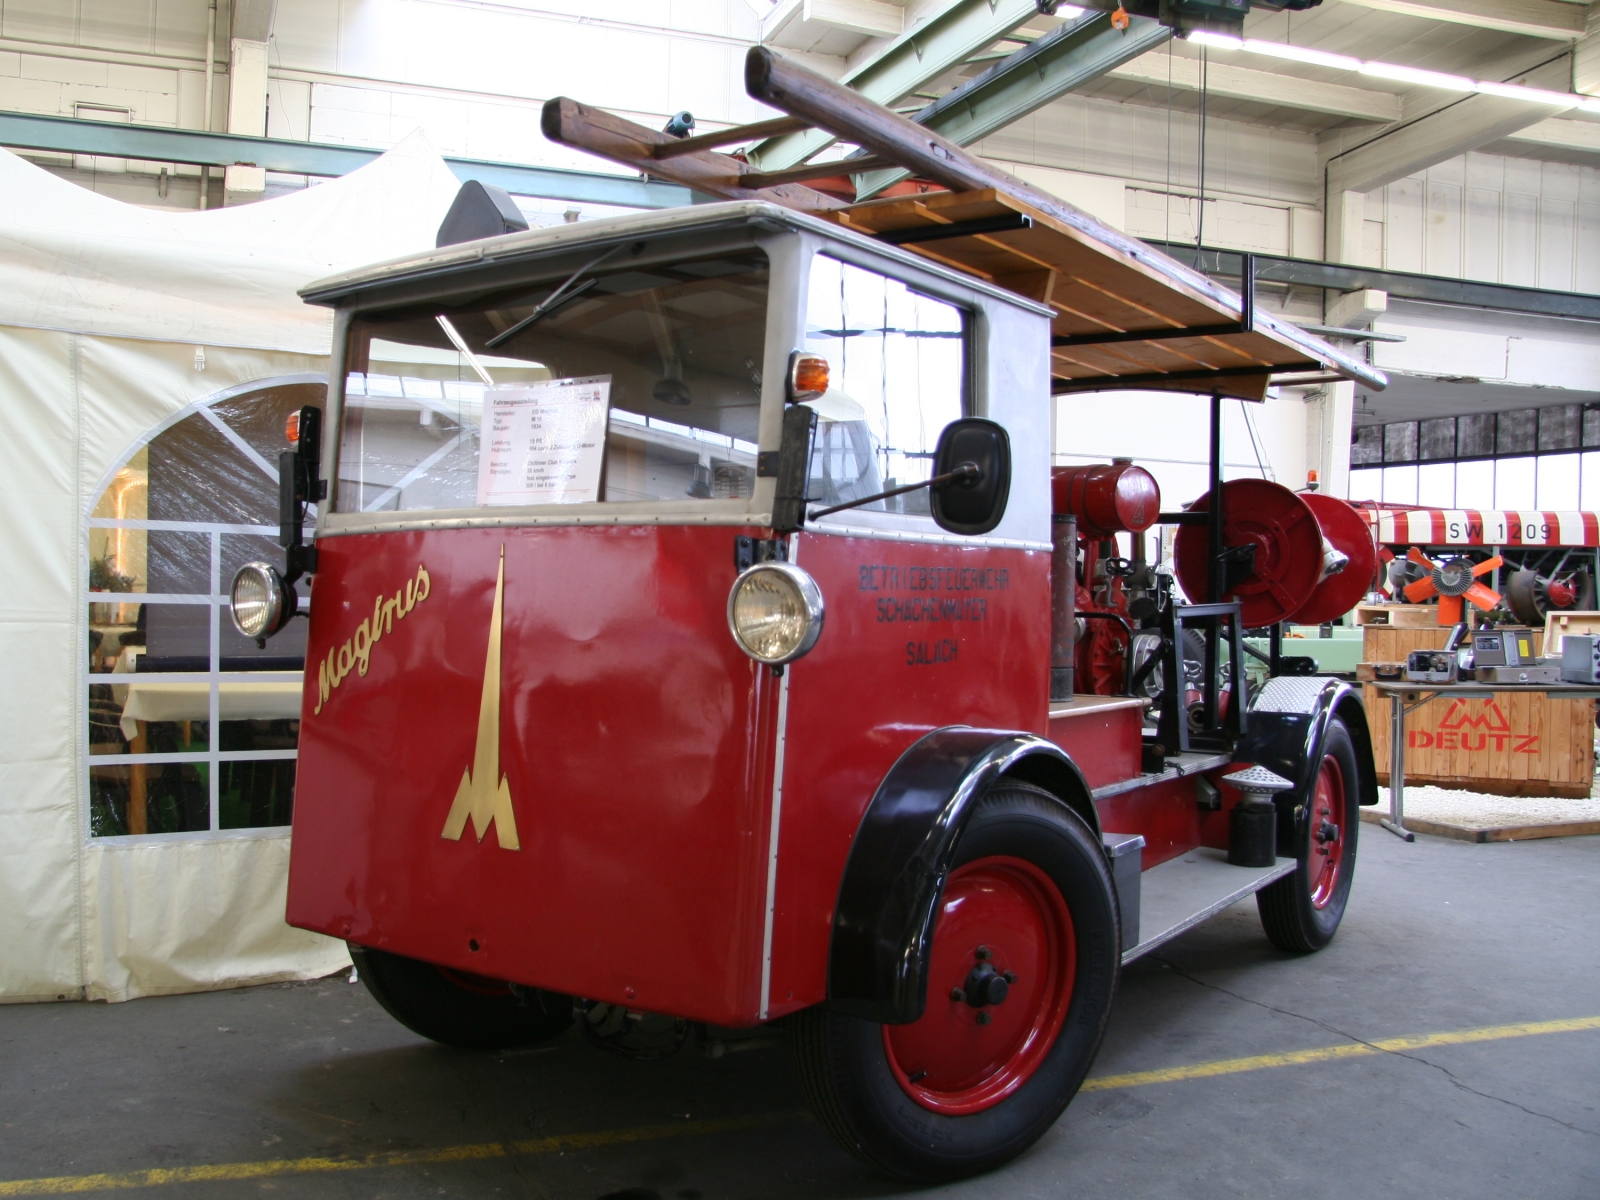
[334,247,769,514]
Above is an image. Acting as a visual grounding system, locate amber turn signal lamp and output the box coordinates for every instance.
[285,411,301,445]
[787,351,829,402]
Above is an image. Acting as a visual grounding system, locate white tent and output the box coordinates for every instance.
[0,131,465,1002]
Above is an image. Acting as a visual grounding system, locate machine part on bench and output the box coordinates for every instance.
[788,782,1118,1183]
[1225,764,1294,868]
[1256,716,1360,952]
[348,945,573,1051]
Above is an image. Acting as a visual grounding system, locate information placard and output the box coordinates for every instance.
[476,375,610,506]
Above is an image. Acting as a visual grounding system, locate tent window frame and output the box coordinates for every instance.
[82,374,325,845]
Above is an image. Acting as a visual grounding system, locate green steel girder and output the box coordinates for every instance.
[746,0,1043,173]
[853,11,1171,199]
[0,109,693,209]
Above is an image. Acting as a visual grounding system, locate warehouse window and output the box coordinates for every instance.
[1349,404,1600,511]
[85,377,324,839]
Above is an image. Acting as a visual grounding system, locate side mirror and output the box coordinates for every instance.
[931,417,1010,536]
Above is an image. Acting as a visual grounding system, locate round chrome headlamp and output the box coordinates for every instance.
[727,562,824,666]
[230,562,294,640]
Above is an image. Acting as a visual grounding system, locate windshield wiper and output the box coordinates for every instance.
[485,242,626,349]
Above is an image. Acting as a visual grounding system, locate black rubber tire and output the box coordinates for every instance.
[785,782,1120,1183]
[350,945,573,1051]
[1257,717,1361,953]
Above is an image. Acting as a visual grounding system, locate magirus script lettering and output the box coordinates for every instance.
[314,564,431,715]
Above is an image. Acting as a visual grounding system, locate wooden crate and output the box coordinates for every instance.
[1361,625,1545,665]
[1362,662,1593,799]
[1543,611,1600,656]
[1355,604,1439,627]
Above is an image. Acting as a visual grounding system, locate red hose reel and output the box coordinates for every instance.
[1173,481,1376,626]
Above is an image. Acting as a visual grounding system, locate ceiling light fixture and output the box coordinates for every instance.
[1186,30,1596,113]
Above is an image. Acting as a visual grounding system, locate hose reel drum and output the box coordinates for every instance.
[1173,480,1376,627]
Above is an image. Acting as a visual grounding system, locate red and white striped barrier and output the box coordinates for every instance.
[1364,508,1600,548]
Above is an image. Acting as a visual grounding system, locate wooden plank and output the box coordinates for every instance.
[539,97,844,211]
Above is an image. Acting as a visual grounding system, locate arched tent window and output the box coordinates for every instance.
[86,376,325,839]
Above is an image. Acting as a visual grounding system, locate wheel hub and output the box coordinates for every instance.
[883,857,1076,1115]
[1308,754,1347,909]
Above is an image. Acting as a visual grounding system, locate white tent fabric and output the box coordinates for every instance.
[0,131,463,1002]
[0,129,460,354]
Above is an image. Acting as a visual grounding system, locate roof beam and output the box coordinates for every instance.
[1325,59,1576,194]
[0,108,692,208]
[746,0,1043,172]
[1145,239,1600,321]
[853,11,1171,198]
[1334,0,1588,42]
[1500,114,1600,156]
[1106,51,1403,122]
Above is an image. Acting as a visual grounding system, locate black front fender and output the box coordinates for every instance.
[826,727,1095,1025]
[1238,677,1380,853]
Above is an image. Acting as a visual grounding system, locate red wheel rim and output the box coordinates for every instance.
[883,856,1075,1115]
[1308,754,1346,909]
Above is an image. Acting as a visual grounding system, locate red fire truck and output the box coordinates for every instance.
[230,51,1386,1182]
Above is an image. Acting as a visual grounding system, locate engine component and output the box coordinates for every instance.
[1172,479,1323,626]
[1292,494,1378,625]
[1051,460,1159,537]
[1506,567,1595,626]
[1402,548,1502,624]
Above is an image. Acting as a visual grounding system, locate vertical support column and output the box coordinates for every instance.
[1324,189,1366,266]
[224,37,270,205]
[1304,380,1355,500]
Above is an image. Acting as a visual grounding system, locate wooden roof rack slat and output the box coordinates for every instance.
[537,47,1387,403]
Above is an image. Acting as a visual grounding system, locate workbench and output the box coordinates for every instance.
[1368,682,1600,841]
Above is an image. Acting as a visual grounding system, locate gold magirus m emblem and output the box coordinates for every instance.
[441,546,520,850]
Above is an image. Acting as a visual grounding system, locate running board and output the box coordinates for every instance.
[1122,848,1295,965]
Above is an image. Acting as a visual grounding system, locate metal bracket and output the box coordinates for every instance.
[1219,542,1257,593]
[735,536,788,572]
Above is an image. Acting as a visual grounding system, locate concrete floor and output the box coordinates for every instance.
[4,828,1598,1199]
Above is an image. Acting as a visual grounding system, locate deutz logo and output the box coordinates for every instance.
[441,546,520,850]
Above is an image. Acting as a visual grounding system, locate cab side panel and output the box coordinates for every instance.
[286,525,777,1026]
[762,533,1050,1019]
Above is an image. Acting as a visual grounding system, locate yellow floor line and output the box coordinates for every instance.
[1081,1014,1600,1091]
[0,1114,789,1197]
[4,1015,1597,1195]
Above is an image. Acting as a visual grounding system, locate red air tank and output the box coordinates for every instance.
[1051,459,1160,537]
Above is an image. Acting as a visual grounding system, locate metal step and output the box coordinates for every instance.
[1123,847,1295,965]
